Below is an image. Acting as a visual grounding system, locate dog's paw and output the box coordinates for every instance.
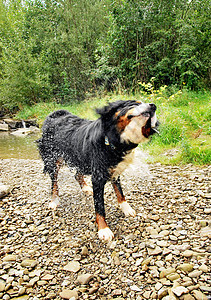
[98,227,114,242]
[82,185,93,196]
[49,198,60,210]
[119,201,136,217]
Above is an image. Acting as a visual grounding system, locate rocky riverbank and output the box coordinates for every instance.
[0,159,210,300]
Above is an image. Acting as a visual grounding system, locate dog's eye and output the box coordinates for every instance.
[127,115,134,119]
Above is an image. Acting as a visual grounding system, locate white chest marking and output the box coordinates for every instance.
[111,150,135,179]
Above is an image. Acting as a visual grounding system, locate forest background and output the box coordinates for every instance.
[0,0,210,164]
[0,0,210,110]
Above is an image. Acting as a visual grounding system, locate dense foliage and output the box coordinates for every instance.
[0,0,210,110]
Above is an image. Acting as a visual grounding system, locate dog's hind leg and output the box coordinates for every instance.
[112,176,136,217]
[49,158,63,210]
[75,171,93,195]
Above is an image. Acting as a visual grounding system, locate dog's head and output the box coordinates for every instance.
[97,100,159,145]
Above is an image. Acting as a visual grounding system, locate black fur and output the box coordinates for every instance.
[37,100,158,239]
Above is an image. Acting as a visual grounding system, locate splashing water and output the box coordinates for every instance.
[123,148,152,180]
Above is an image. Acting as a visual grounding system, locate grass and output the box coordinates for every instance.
[15,88,211,165]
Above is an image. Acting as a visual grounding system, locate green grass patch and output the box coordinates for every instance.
[15,89,211,165]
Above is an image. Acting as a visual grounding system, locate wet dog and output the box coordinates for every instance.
[37,100,159,241]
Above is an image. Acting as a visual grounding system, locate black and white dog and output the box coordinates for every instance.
[37,100,158,241]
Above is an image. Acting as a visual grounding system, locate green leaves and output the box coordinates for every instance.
[0,0,210,112]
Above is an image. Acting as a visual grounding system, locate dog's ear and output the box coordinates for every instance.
[96,101,125,119]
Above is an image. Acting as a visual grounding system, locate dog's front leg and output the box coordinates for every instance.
[112,176,136,217]
[92,175,114,242]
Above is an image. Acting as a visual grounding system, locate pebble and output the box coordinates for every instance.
[198,264,208,272]
[177,263,193,273]
[41,274,54,280]
[148,246,162,255]
[198,220,208,227]
[46,292,56,299]
[158,287,168,299]
[77,274,93,285]
[172,286,188,296]
[157,240,168,247]
[182,250,193,257]
[0,282,6,292]
[200,226,211,237]
[59,289,78,299]
[183,295,195,300]
[166,273,180,281]
[3,255,17,262]
[155,282,163,291]
[192,290,208,300]
[204,208,211,214]
[130,285,142,292]
[199,286,211,293]
[10,296,29,300]
[63,261,80,273]
[1,159,210,300]
[160,268,176,279]
[0,184,10,198]
[159,230,169,237]
[142,257,152,266]
[81,246,88,256]
[20,260,37,268]
[149,214,160,221]
[188,270,202,278]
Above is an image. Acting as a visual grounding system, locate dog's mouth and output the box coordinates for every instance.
[141,112,159,138]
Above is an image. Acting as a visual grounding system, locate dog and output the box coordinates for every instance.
[37,100,159,241]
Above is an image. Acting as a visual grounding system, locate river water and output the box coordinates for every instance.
[0,132,40,159]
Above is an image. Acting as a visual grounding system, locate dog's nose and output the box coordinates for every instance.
[149,103,156,111]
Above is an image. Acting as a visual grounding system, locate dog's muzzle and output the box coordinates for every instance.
[142,104,159,138]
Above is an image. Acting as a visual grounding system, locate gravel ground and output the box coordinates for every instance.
[0,158,210,300]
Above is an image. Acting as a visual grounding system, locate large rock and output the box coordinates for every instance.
[0,123,9,131]
[3,118,38,129]
[3,118,18,129]
[10,126,40,137]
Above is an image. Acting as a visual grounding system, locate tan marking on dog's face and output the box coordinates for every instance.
[116,103,157,144]
[115,106,140,132]
[116,114,131,132]
[120,114,149,144]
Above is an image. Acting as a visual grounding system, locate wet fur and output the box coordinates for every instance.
[37,100,158,241]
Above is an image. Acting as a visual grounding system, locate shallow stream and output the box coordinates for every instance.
[0,132,40,159]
